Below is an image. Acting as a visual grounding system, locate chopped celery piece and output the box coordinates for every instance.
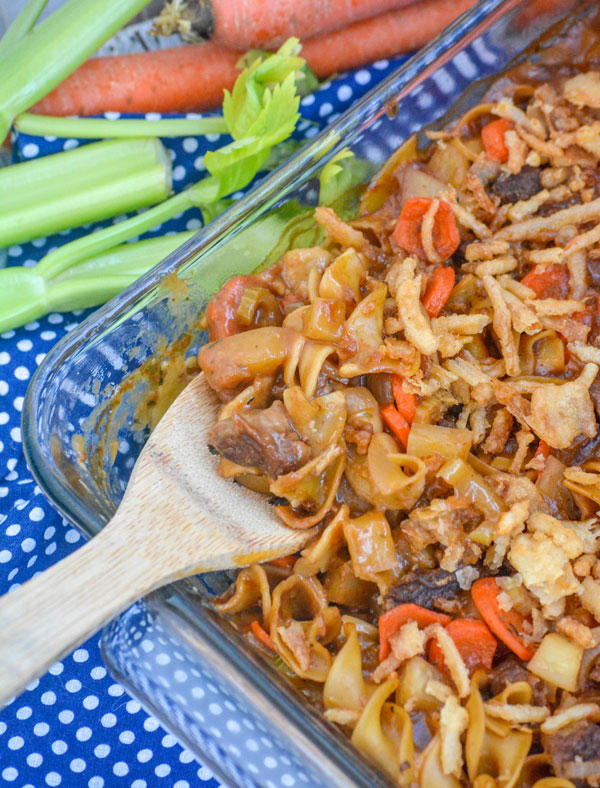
[0,0,48,61]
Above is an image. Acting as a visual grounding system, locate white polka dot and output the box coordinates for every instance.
[0,351,9,365]
[264,756,277,768]
[337,85,353,101]
[108,683,123,696]
[156,652,170,665]
[16,706,32,720]
[226,720,240,733]
[318,102,333,117]
[282,776,295,786]
[25,677,39,691]
[34,722,50,736]
[186,218,201,231]
[197,766,213,780]
[48,662,64,676]
[193,155,206,171]
[65,679,81,693]
[45,542,56,555]
[41,331,56,341]
[12,396,23,412]
[155,764,171,777]
[161,734,177,747]
[118,730,135,744]
[5,524,20,536]
[70,758,86,773]
[179,749,194,764]
[40,692,55,706]
[137,748,152,763]
[100,713,116,728]
[22,142,40,157]
[36,352,46,365]
[72,648,89,663]
[173,165,186,181]
[131,782,146,788]
[354,69,371,85]
[65,528,80,543]
[51,740,68,755]
[25,320,40,330]
[0,549,12,562]
[113,761,129,776]
[44,526,55,539]
[14,365,29,380]
[301,94,315,106]
[174,782,189,788]
[29,506,44,522]
[143,716,159,732]
[48,313,64,324]
[1,767,18,782]
[208,702,222,715]
[82,695,99,711]
[58,710,74,724]
[145,112,161,121]
[17,339,33,352]
[89,667,105,680]
[182,137,198,153]
[21,537,36,553]
[126,700,141,713]
[8,735,24,749]
[104,111,121,120]
[63,139,79,150]
[88,778,104,788]
[93,744,110,758]
[27,753,43,767]
[0,380,7,394]
[76,727,92,742]
[246,738,258,751]
[45,772,61,786]
[10,427,21,442]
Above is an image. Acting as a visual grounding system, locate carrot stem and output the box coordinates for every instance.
[14,113,229,139]
[0,0,48,61]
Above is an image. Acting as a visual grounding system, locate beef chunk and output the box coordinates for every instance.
[489,657,554,706]
[488,165,542,204]
[543,723,600,786]
[209,400,311,478]
[384,568,461,611]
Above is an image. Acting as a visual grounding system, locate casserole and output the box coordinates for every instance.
[23,1,589,785]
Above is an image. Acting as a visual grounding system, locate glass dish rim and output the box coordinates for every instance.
[21,0,513,535]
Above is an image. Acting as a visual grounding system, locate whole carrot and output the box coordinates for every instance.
[33,0,476,118]
[33,42,241,116]
[302,0,477,78]
[207,0,417,50]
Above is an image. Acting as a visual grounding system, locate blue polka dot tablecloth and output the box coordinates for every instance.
[0,56,409,788]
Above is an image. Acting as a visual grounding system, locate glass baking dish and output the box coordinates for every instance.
[22,1,589,785]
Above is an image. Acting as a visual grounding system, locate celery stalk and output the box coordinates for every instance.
[0,160,173,247]
[15,113,229,139]
[0,0,48,60]
[0,0,153,141]
[0,137,169,213]
[0,232,194,332]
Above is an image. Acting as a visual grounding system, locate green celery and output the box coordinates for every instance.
[0,0,48,60]
[0,160,172,248]
[15,113,229,139]
[0,137,169,213]
[0,232,194,332]
[0,0,153,141]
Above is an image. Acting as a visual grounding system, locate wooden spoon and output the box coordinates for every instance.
[0,373,316,708]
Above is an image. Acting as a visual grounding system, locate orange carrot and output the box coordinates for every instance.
[205,274,263,340]
[33,0,477,118]
[33,43,241,117]
[393,198,460,262]
[269,555,297,569]
[379,604,450,660]
[533,439,550,479]
[471,578,535,662]
[521,264,569,300]
[302,0,477,79]
[428,618,497,674]
[210,0,417,49]
[381,404,410,450]
[250,620,276,651]
[391,376,416,424]
[481,118,511,163]
[422,266,456,318]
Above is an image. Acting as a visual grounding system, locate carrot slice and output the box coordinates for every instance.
[269,555,297,569]
[471,578,535,662]
[428,618,497,675]
[381,403,410,449]
[205,274,262,340]
[379,603,450,660]
[392,197,460,261]
[391,376,416,424]
[521,264,569,300]
[250,620,276,651]
[422,266,456,318]
[481,118,511,163]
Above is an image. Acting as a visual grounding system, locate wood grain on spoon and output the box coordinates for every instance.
[0,373,315,708]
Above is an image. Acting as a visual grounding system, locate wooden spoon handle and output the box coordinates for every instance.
[0,513,165,709]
